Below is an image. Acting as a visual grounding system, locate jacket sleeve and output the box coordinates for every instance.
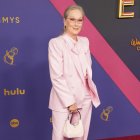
[48,38,76,108]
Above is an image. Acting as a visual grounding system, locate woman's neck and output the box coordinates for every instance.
[64,32,78,42]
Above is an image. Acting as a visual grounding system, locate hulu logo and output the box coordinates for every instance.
[4,88,25,96]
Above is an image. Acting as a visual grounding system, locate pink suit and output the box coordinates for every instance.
[48,33,101,140]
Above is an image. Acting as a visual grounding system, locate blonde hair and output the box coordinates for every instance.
[64,5,85,19]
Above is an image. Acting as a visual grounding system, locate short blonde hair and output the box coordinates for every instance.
[64,5,85,19]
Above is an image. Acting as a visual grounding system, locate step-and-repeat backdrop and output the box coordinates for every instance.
[0,0,140,140]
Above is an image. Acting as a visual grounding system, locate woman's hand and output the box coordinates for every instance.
[67,103,78,113]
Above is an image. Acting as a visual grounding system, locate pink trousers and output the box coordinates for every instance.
[52,94,92,140]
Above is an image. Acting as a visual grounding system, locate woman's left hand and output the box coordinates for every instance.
[67,103,78,113]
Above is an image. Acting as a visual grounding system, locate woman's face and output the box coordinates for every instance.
[64,9,84,36]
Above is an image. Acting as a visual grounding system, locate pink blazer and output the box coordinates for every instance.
[48,33,101,112]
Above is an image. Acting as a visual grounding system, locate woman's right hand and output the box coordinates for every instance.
[67,103,78,113]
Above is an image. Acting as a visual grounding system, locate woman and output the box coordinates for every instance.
[48,5,101,140]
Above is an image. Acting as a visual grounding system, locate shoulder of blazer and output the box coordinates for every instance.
[48,35,66,51]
